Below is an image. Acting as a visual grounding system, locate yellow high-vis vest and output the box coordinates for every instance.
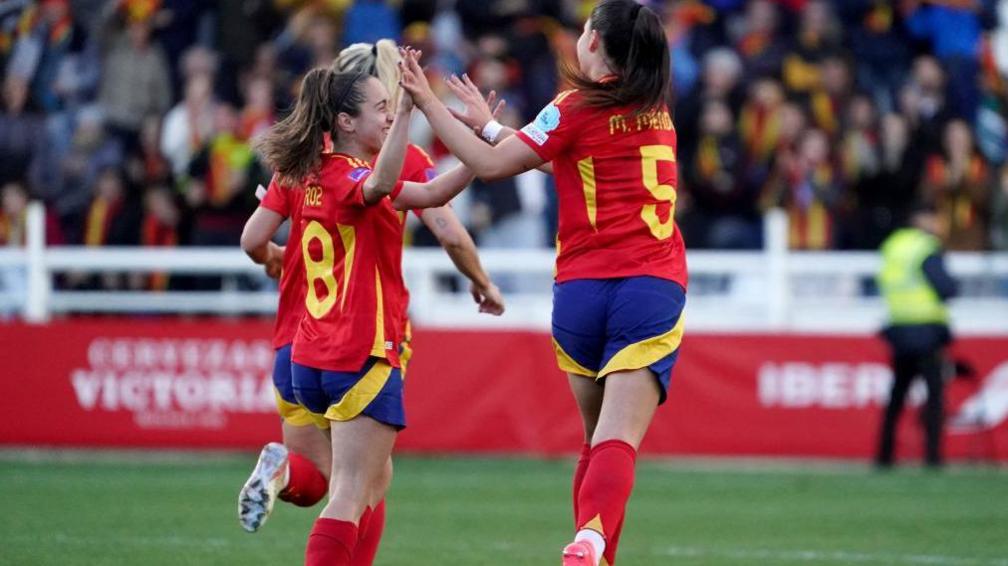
[877,228,949,325]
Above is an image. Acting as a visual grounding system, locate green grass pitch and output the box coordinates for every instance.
[1,452,1006,565]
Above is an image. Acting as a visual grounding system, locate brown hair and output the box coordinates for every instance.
[255,68,368,185]
[563,0,672,111]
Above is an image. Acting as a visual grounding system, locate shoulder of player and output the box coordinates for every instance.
[552,89,580,106]
[406,143,435,167]
[320,153,372,183]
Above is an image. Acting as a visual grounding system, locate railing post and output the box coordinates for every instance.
[764,208,789,330]
[25,201,50,323]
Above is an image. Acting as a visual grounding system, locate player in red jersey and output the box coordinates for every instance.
[400,2,683,563]
[326,39,505,565]
[235,43,503,553]
[243,59,480,566]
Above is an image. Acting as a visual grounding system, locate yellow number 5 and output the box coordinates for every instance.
[639,144,676,240]
[575,144,677,240]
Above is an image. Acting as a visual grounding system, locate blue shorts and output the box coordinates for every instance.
[552,276,685,404]
[272,344,327,428]
[292,357,406,429]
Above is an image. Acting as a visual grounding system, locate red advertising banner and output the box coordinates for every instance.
[1,320,1006,461]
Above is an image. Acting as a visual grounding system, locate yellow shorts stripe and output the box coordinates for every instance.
[553,338,598,378]
[598,311,686,378]
[274,388,330,429]
[324,360,394,422]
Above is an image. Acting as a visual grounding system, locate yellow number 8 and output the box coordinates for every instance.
[639,144,677,240]
[302,220,338,319]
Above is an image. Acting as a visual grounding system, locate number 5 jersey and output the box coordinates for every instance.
[515,89,688,289]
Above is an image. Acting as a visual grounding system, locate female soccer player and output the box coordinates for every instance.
[237,42,504,556]
[245,58,477,566]
[399,2,685,564]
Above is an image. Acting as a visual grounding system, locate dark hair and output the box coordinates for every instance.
[255,68,368,185]
[563,0,672,111]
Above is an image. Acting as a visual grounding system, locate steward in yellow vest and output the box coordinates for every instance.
[875,205,957,469]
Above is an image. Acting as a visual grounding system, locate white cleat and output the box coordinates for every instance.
[238,442,289,533]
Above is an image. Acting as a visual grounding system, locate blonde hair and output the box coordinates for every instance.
[334,39,402,111]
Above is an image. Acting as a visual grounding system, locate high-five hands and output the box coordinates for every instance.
[445,74,506,135]
[398,47,434,110]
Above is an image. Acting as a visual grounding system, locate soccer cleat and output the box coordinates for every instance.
[238,442,289,533]
[562,540,598,566]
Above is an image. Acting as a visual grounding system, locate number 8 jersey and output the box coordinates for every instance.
[515,90,688,288]
[292,153,408,372]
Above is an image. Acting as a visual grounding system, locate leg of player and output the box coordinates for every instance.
[564,368,660,566]
[278,421,332,504]
[305,416,397,566]
[351,456,393,566]
[568,374,603,525]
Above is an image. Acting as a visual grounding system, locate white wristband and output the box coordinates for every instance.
[481,120,504,144]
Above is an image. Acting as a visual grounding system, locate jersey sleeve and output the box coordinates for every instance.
[402,145,438,184]
[260,177,290,217]
[514,90,581,162]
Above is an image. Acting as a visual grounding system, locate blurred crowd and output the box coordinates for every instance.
[0,0,1007,292]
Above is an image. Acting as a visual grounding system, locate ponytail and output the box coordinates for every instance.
[255,68,368,186]
[334,39,402,111]
[563,0,672,112]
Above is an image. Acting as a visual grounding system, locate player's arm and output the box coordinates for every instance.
[240,207,285,276]
[399,49,544,181]
[419,206,504,315]
[362,89,413,204]
[444,74,554,176]
[391,163,474,210]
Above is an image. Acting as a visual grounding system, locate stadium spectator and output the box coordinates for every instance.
[123,114,171,189]
[781,0,843,99]
[903,0,986,120]
[993,164,1008,249]
[159,70,216,178]
[843,0,913,114]
[0,75,47,186]
[676,47,746,161]
[32,104,123,241]
[140,184,179,290]
[682,98,761,248]
[762,127,842,249]
[0,180,29,246]
[922,119,992,250]
[96,1,171,151]
[729,0,788,82]
[876,203,959,469]
[183,103,261,249]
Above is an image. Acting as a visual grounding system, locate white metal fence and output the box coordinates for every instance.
[1,203,1006,334]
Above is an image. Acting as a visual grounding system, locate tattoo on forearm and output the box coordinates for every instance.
[435,217,448,229]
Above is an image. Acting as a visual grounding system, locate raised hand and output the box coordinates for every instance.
[397,47,435,110]
[445,74,507,135]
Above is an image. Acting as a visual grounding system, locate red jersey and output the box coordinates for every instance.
[260,176,306,349]
[515,90,688,288]
[292,153,408,371]
[395,144,439,332]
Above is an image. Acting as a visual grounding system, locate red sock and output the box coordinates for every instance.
[351,499,386,566]
[281,452,328,507]
[305,518,357,566]
[572,443,592,525]
[575,440,637,566]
